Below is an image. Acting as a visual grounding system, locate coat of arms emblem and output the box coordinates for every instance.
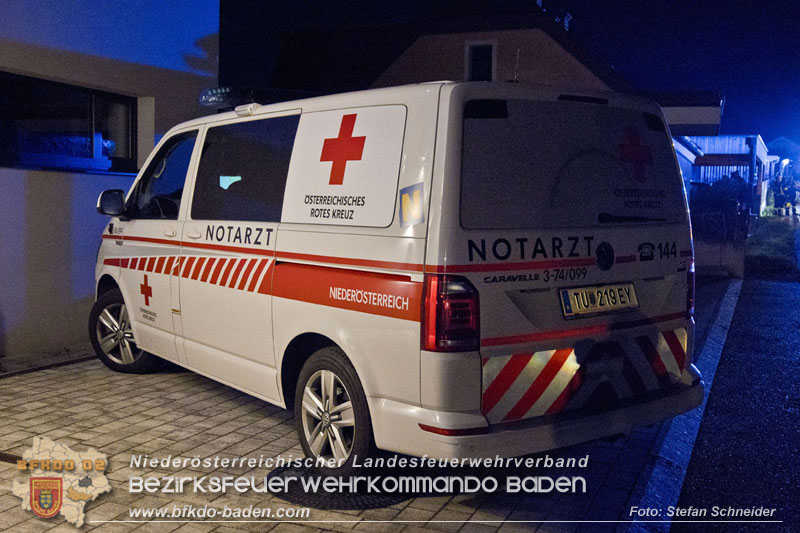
[30,478,62,518]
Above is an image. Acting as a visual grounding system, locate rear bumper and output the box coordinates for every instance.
[369,364,703,459]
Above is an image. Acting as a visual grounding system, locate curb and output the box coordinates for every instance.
[0,354,96,380]
[624,279,743,532]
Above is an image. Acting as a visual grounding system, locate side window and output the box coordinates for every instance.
[127,131,197,220]
[191,114,299,222]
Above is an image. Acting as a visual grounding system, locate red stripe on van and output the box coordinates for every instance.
[248,259,268,292]
[662,330,686,371]
[164,256,176,276]
[101,234,422,273]
[277,250,424,273]
[210,258,227,284]
[502,348,572,421]
[257,261,275,294]
[481,311,686,347]
[191,257,207,280]
[273,263,422,322]
[227,259,247,288]
[200,257,217,282]
[481,354,533,415]
[220,258,240,286]
[146,257,156,272]
[545,371,583,415]
[635,336,672,388]
[155,256,166,274]
[425,257,596,274]
[181,257,197,278]
[237,258,258,290]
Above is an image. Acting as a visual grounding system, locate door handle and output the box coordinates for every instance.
[186,232,202,239]
[163,230,177,238]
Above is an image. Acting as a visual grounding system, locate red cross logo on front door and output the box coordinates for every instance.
[140,275,153,306]
[618,126,653,182]
[320,114,366,185]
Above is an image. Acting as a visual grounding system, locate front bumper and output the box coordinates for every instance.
[369,364,703,459]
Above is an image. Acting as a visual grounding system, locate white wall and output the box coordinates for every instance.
[0,167,135,357]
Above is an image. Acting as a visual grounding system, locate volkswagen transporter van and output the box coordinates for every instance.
[91,82,702,471]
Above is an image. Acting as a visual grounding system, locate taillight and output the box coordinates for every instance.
[422,274,480,351]
[687,260,695,319]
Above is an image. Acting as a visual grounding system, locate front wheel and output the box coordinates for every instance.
[88,289,159,373]
[294,346,374,475]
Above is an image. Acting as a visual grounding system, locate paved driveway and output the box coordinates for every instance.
[0,279,731,532]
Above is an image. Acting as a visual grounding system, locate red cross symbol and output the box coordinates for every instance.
[618,126,653,182]
[140,275,153,306]
[320,114,366,185]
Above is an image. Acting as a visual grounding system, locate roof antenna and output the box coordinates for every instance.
[513,48,521,82]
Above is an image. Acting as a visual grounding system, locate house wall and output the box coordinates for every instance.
[0,38,215,143]
[0,40,215,359]
[373,29,610,90]
[0,168,135,357]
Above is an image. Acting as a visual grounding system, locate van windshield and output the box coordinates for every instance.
[460,99,687,229]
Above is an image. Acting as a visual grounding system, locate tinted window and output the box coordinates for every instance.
[461,99,686,229]
[127,132,196,220]
[191,115,299,222]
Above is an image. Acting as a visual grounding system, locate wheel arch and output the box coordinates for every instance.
[96,274,120,299]
[279,332,339,410]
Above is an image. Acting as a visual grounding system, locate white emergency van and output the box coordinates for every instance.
[91,82,702,471]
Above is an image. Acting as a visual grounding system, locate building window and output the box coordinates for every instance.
[466,42,495,82]
[0,71,137,173]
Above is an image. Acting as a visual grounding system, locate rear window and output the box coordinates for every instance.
[460,99,686,229]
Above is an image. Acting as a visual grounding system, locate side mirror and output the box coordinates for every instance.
[97,189,126,216]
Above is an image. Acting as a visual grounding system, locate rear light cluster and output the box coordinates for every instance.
[687,260,695,319]
[422,274,480,352]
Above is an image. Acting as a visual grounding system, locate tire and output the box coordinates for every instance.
[88,288,159,374]
[294,346,374,475]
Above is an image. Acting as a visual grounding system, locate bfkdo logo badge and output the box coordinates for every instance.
[30,477,62,518]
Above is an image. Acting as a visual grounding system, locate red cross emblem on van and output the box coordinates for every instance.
[320,114,366,185]
[618,126,653,182]
[140,275,153,306]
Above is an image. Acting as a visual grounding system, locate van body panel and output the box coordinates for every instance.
[94,81,701,461]
[426,83,697,430]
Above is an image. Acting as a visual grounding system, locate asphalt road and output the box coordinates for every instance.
[675,279,800,531]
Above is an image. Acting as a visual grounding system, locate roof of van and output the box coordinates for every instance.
[167,82,452,133]
[167,81,665,137]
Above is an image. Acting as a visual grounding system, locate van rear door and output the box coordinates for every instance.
[434,85,693,425]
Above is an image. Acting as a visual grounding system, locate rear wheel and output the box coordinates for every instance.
[89,289,159,373]
[295,346,374,474]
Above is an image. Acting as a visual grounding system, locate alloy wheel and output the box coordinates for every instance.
[300,369,356,462]
[95,303,142,365]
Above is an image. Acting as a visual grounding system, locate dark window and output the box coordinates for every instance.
[461,99,686,229]
[0,71,137,173]
[191,115,299,222]
[127,132,197,220]
[467,44,494,81]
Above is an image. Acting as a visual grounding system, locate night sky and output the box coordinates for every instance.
[563,0,800,143]
[1,1,797,143]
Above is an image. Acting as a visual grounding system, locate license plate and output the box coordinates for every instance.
[560,283,639,318]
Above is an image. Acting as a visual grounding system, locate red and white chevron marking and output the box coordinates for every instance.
[481,328,688,424]
[104,256,274,294]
